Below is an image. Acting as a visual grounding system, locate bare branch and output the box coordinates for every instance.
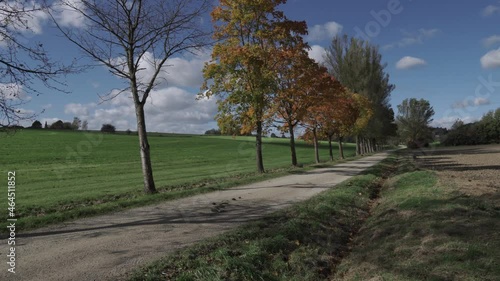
[0,1,79,127]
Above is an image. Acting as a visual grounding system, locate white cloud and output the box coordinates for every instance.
[0,83,23,100]
[452,97,491,109]
[58,87,218,133]
[306,21,343,42]
[17,108,35,116]
[307,45,326,65]
[52,46,215,133]
[0,1,50,35]
[482,4,500,17]
[52,0,87,28]
[109,50,211,89]
[160,54,210,88]
[383,28,439,50]
[431,116,478,129]
[22,8,49,35]
[482,35,500,47]
[396,56,427,70]
[474,97,491,106]
[481,48,500,69]
[64,102,96,116]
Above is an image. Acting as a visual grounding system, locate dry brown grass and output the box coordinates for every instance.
[416,144,499,197]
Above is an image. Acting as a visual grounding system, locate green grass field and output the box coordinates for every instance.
[1,129,356,231]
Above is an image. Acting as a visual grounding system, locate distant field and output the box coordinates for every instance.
[0,130,355,231]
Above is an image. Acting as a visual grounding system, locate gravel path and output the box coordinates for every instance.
[1,152,390,281]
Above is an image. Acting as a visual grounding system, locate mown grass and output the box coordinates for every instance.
[128,155,398,281]
[333,153,500,281]
[0,130,357,232]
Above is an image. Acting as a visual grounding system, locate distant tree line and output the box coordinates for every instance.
[442,108,500,146]
[204,128,221,135]
[26,117,87,131]
[101,124,116,133]
[22,119,119,134]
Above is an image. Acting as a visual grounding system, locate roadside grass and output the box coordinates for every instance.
[0,130,358,233]
[333,153,500,281]
[129,151,500,281]
[128,155,398,281]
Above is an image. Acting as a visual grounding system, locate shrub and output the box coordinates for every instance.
[101,124,116,133]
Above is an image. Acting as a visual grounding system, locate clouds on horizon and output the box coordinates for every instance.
[53,87,218,134]
[431,115,478,129]
[42,50,218,134]
[451,97,491,109]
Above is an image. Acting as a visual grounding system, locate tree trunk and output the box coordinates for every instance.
[338,136,345,159]
[256,120,265,173]
[356,135,361,156]
[328,135,334,162]
[289,124,298,166]
[135,103,156,194]
[313,127,320,164]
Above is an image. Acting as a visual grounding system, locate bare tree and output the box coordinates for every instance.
[71,116,82,130]
[1,2,73,128]
[81,119,88,131]
[51,0,211,193]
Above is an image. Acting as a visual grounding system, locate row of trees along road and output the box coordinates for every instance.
[202,0,389,173]
[3,0,396,194]
[325,35,397,155]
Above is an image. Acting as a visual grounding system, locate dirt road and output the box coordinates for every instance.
[1,152,390,281]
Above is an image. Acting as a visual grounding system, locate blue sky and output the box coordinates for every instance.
[10,0,500,133]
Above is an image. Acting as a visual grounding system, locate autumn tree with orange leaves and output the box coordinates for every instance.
[273,40,322,166]
[201,0,307,173]
[300,70,343,164]
[321,90,372,160]
[321,89,354,161]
